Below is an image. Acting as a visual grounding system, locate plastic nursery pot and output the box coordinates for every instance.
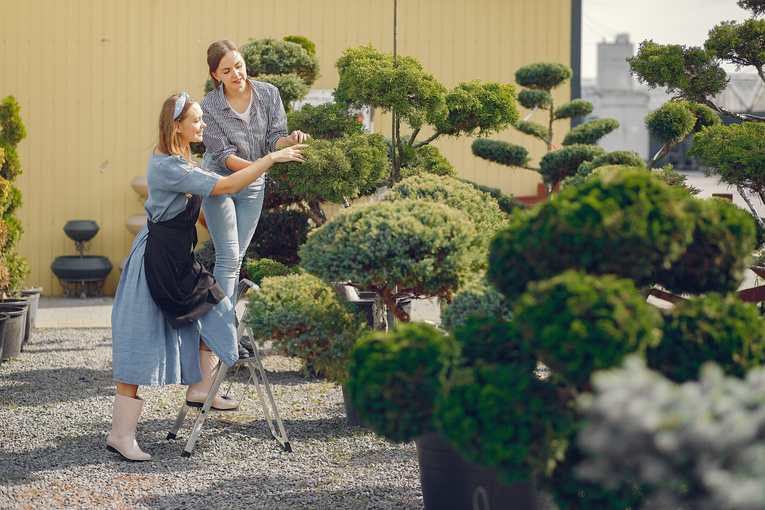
[0,306,26,361]
[0,314,9,362]
[341,385,367,428]
[20,286,43,336]
[3,295,33,348]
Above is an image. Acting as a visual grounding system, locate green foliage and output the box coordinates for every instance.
[436,362,573,483]
[514,62,573,91]
[687,121,765,193]
[514,270,662,387]
[441,279,512,331]
[627,40,729,100]
[652,164,703,195]
[705,19,765,70]
[299,200,480,317]
[262,174,303,210]
[334,45,447,131]
[0,96,26,182]
[463,180,527,215]
[683,100,722,132]
[255,73,310,111]
[554,99,594,120]
[563,150,646,188]
[434,80,519,137]
[2,214,23,252]
[243,258,294,286]
[739,0,765,16]
[269,133,389,204]
[451,315,530,368]
[2,251,29,294]
[287,102,366,140]
[488,170,695,301]
[397,142,456,179]
[283,35,316,55]
[241,37,320,87]
[538,144,606,186]
[0,95,26,295]
[2,185,21,217]
[647,294,765,383]
[561,118,619,146]
[244,208,311,266]
[645,100,697,145]
[515,120,549,143]
[193,240,217,275]
[0,176,10,216]
[652,197,755,294]
[245,273,367,382]
[518,89,552,110]
[346,322,459,443]
[471,139,530,168]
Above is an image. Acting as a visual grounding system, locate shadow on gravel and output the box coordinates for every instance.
[0,367,115,406]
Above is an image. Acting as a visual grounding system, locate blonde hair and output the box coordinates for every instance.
[207,39,243,89]
[157,93,198,166]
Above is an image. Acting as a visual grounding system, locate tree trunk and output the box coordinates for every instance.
[372,294,388,331]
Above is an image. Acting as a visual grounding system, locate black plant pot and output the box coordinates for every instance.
[350,300,395,328]
[50,255,113,281]
[0,306,26,361]
[415,432,556,510]
[0,314,9,362]
[3,296,33,349]
[341,385,368,428]
[63,220,100,242]
[20,286,43,336]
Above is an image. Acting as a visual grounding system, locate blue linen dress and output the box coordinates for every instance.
[111,153,239,386]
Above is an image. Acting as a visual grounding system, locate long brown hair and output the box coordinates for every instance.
[207,39,243,89]
[157,93,198,166]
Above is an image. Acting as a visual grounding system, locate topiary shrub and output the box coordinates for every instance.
[515,62,573,91]
[561,118,620,146]
[488,169,696,301]
[647,293,765,383]
[562,150,646,188]
[651,197,756,295]
[299,200,480,322]
[471,138,530,168]
[513,270,662,387]
[451,315,530,369]
[245,273,368,382]
[435,362,574,484]
[287,102,366,140]
[283,35,316,55]
[241,37,320,88]
[396,142,456,179]
[441,279,511,331]
[463,180,526,216]
[345,322,459,443]
[244,208,312,266]
[243,258,300,287]
[538,144,606,190]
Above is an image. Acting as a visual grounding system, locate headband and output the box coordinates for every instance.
[173,92,190,120]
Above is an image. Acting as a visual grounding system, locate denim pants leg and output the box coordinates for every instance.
[202,174,265,302]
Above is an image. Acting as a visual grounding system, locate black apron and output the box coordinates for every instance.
[144,194,226,329]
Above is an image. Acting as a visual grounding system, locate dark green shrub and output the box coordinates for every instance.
[554,99,594,120]
[241,37,320,88]
[346,322,459,443]
[269,133,388,204]
[488,169,696,300]
[283,35,316,55]
[255,73,310,109]
[299,200,480,322]
[518,89,552,110]
[245,273,367,382]
[652,197,756,294]
[563,150,645,188]
[287,102,366,140]
[193,240,217,275]
[463,180,527,215]
[397,142,456,179]
[244,208,311,266]
[561,118,619,146]
[645,100,697,145]
[262,174,303,210]
[647,293,765,383]
[538,144,606,190]
[652,164,703,194]
[441,279,511,331]
[451,315,531,369]
[515,62,573,91]
[243,258,297,286]
[513,270,662,387]
[471,139,530,168]
[515,120,549,142]
[436,362,574,484]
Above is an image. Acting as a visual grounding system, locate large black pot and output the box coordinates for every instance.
[20,286,43,336]
[63,220,100,242]
[0,306,26,361]
[0,314,9,362]
[416,432,556,510]
[50,255,113,281]
[3,296,33,349]
[341,385,367,428]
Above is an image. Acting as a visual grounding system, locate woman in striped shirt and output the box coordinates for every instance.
[200,39,310,305]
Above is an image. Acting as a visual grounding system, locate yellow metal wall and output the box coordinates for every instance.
[0,0,573,295]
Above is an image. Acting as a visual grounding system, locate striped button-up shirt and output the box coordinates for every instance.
[199,79,288,170]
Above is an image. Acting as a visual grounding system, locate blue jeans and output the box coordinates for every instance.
[201,158,265,302]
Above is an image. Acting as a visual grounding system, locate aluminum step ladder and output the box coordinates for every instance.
[166,279,291,457]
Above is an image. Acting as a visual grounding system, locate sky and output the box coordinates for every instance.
[581,0,752,79]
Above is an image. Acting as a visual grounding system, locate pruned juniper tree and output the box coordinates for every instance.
[472,62,619,197]
[628,0,765,228]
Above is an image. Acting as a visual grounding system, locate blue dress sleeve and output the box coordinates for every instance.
[156,156,220,197]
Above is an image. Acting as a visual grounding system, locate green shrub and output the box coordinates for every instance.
[262,174,303,210]
[538,144,606,187]
[652,197,756,294]
[283,35,316,55]
[463,180,527,215]
[243,258,297,287]
[451,315,531,370]
[561,118,619,146]
[554,98,594,120]
[396,141,456,179]
[645,100,697,145]
[434,79,519,137]
[255,73,310,110]
[287,102,366,140]
[244,208,311,266]
[441,279,511,331]
[346,322,459,443]
[241,37,320,87]
[436,362,574,484]
[563,150,646,188]
[518,89,552,110]
[0,96,26,182]
[245,273,367,382]
[193,240,216,274]
[269,133,388,204]
[470,139,530,168]
[515,120,549,142]
[488,169,696,301]
[513,270,662,387]
[647,293,765,382]
[514,62,573,91]
[299,200,480,322]
[652,164,703,194]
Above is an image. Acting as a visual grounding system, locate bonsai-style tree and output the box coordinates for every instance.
[333,44,520,185]
[0,96,29,297]
[472,62,619,196]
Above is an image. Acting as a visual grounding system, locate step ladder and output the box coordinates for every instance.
[166,279,291,457]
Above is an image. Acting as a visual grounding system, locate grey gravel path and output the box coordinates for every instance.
[0,328,423,509]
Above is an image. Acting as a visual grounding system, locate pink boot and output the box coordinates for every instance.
[186,349,238,411]
[107,394,151,461]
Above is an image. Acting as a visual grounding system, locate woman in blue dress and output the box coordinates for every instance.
[107,92,305,461]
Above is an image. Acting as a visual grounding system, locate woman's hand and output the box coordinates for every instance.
[271,144,308,164]
[286,130,310,144]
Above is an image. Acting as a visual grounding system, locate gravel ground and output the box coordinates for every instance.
[0,329,423,509]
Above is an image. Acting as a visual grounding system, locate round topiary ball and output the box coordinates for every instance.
[346,322,460,443]
[441,279,512,331]
[647,293,765,383]
[513,270,662,387]
[452,315,533,370]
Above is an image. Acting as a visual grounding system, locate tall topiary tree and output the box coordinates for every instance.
[472,62,619,196]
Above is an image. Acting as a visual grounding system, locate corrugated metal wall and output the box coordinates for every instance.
[0,0,573,295]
